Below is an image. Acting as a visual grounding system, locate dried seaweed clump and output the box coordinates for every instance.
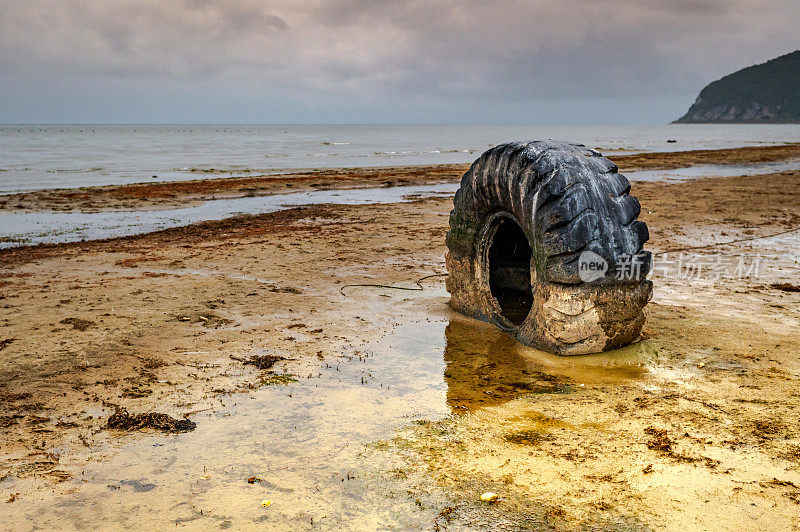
[60,317,96,331]
[771,283,800,293]
[645,427,673,452]
[107,408,196,433]
[243,354,284,370]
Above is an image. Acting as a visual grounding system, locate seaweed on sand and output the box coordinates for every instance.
[107,408,196,433]
[241,354,284,370]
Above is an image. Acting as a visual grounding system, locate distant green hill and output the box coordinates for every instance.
[674,50,800,123]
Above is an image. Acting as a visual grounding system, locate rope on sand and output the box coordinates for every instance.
[339,273,447,296]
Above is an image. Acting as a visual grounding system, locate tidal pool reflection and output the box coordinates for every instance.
[442,315,649,411]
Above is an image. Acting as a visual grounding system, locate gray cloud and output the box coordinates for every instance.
[0,0,797,123]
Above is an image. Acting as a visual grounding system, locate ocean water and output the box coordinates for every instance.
[2,123,800,194]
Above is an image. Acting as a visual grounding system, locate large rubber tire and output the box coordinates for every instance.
[445,140,652,355]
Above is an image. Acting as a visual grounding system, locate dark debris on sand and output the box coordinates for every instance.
[0,338,16,351]
[771,282,800,293]
[645,427,674,452]
[241,354,285,370]
[107,408,196,433]
[60,317,97,331]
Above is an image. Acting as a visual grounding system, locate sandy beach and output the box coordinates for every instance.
[2,145,800,529]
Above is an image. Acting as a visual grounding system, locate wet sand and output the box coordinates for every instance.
[0,164,468,213]
[2,142,799,213]
[1,151,800,528]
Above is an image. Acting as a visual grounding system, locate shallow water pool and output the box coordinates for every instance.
[2,293,653,529]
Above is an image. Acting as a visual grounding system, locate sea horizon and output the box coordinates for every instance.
[3,123,800,195]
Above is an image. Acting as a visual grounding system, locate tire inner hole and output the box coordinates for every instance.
[488,217,533,326]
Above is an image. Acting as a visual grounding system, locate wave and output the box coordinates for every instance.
[46,167,105,173]
[373,149,476,156]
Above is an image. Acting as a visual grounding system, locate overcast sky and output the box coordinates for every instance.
[1,0,797,124]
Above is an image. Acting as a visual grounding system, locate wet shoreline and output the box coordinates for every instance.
[1,143,800,249]
[2,143,799,215]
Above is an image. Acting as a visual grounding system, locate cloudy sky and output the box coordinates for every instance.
[0,0,797,124]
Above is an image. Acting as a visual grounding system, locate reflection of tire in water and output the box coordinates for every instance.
[446,141,652,355]
[443,318,574,411]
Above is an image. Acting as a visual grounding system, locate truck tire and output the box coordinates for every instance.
[445,140,652,355]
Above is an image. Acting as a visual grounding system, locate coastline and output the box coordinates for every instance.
[2,142,799,214]
[1,147,800,527]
